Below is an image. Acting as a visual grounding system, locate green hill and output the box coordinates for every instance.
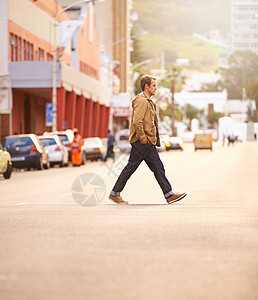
[132,0,232,71]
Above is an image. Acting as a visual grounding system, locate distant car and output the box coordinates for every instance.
[0,143,12,179]
[159,135,170,152]
[115,129,131,152]
[206,129,218,142]
[83,137,105,161]
[44,130,74,161]
[38,135,69,167]
[157,135,167,152]
[181,131,194,143]
[4,134,49,170]
[194,131,213,151]
[167,137,184,151]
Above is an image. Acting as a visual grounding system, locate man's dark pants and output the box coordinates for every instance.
[111,140,172,198]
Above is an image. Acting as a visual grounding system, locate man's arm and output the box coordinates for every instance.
[132,98,148,144]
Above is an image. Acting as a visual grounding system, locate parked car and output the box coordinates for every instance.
[115,129,131,152]
[4,134,49,170]
[83,137,106,161]
[167,137,184,151]
[38,135,69,167]
[0,143,12,179]
[44,130,74,161]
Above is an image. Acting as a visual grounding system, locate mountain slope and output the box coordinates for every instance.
[132,0,231,70]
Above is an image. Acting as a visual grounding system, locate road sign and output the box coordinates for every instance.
[46,103,53,126]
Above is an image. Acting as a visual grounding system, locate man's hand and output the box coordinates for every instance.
[142,140,150,144]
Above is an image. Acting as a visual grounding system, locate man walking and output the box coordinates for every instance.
[103,130,115,162]
[109,75,187,205]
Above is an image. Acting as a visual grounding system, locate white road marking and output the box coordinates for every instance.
[59,193,72,197]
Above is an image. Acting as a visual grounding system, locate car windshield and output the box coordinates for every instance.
[4,136,34,147]
[58,135,69,143]
[39,138,57,146]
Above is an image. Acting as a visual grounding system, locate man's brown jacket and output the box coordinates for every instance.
[129,92,160,147]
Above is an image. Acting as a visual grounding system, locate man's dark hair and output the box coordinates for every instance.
[140,75,156,91]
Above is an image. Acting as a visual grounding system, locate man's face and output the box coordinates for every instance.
[146,79,157,97]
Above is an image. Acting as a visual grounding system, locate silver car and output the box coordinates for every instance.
[38,135,69,167]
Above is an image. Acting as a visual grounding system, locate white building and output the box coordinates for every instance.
[174,91,227,115]
[182,70,222,92]
[227,99,256,123]
[230,0,258,54]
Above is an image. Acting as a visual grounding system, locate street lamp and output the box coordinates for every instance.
[52,0,105,131]
[107,33,148,89]
[107,32,148,133]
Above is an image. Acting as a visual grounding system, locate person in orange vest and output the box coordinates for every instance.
[70,128,83,167]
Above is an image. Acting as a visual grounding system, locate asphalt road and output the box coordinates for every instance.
[0,141,258,300]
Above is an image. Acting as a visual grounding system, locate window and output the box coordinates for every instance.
[14,35,18,61]
[23,40,27,60]
[18,37,21,61]
[27,43,30,60]
[47,53,53,61]
[30,44,34,61]
[38,48,44,61]
[10,33,14,61]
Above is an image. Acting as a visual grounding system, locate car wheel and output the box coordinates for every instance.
[3,161,12,179]
[36,157,43,170]
[59,160,64,167]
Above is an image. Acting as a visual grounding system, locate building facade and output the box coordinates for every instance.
[0,0,110,140]
[95,0,133,132]
[59,0,133,133]
[230,0,258,54]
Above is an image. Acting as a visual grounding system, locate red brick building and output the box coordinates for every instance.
[0,0,110,140]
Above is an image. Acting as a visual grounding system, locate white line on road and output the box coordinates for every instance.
[59,193,72,197]
[12,202,28,206]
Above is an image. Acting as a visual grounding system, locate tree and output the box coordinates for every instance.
[130,29,146,64]
[185,104,200,121]
[220,50,258,99]
[159,103,183,122]
[207,110,225,127]
[245,77,258,121]
[159,67,185,136]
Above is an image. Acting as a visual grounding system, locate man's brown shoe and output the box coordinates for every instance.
[109,194,129,205]
[166,192,187,204]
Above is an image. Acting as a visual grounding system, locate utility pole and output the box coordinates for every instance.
[171,79,176,137]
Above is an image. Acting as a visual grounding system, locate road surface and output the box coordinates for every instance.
[0,141,257,300]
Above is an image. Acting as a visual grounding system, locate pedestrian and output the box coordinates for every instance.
[70,128,83,167]
[103,130,115,162]
[227,134,235,146]
[108,75,187,205]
